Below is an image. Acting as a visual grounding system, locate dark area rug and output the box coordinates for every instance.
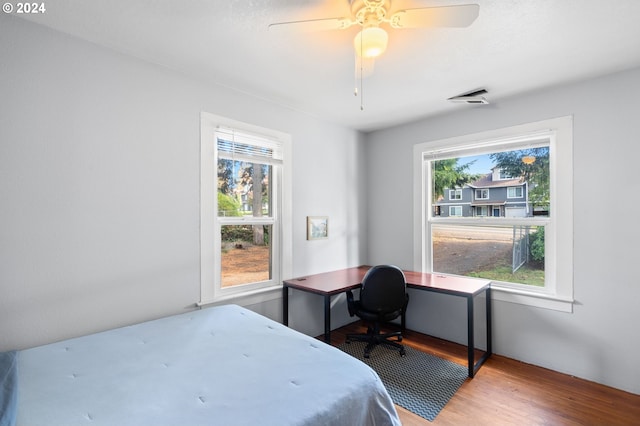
[337,341,468,421]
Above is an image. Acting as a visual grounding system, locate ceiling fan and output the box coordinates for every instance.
[269,1,479,60]
[269,1,479,109]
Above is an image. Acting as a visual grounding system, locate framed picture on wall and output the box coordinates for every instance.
[307,216,328,240]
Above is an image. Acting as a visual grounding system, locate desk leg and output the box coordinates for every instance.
[282,286,289,326]
[467,295,475,378]
[486,288,492,356]
[469,288,492,378]
[323,295,331,343]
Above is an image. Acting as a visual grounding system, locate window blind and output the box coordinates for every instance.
[216,127,283,165]
[423,132,551,162]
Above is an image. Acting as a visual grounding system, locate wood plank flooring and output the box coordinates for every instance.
[327,322,640,425]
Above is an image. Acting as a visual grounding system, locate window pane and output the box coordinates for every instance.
[432,147,549,218]
[476,189,489,199]
[221,225,271,288]
[432,223,544,287]
[507,187,523,198]
[218,159,271,217]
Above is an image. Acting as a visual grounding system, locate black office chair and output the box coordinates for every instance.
[345,265,409,358]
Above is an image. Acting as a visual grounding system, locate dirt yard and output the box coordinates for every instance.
[221,244,270,287]
[432,235,512,275]
[221,233,512,286]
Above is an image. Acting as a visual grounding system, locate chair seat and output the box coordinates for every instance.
[345,265,409,358]
[351,303,403,323]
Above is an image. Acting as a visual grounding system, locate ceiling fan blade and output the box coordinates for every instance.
[268,17,353,33]
[389,4,479,29]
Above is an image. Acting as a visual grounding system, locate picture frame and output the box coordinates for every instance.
[307,216,328,240]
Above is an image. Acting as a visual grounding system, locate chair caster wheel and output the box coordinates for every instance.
[398,336,403,342]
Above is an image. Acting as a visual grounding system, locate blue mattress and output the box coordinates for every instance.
[16,304,400,425]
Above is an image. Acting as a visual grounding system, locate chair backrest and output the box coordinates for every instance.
[359,265,407,314]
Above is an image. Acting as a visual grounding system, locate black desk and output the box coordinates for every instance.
[283,265,492,378]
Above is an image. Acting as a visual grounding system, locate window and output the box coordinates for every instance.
[413,116,574,312]
[507,186,523,198]
[449,206,462,216]
[475,189,489,199]
[449,189,462,200]
[200,112,292,304]
[499,169,512,179]
[475,205,489,216]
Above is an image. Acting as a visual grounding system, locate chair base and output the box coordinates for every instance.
[346,324,406,358]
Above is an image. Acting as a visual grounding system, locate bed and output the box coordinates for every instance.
[2,304,400,426]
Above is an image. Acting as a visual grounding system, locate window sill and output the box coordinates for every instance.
[198,285,282,308]
[491,285,574,313]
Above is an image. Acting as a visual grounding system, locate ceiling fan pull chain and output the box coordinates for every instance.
[358,38,364,111]
[354,51,359,97]
[360,76,364,111]
[353,54,364,111]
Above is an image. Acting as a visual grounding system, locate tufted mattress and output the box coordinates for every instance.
[15,304,400,426]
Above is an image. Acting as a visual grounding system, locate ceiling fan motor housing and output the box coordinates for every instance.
[351,0,392,27]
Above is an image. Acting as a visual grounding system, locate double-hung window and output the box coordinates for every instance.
[200,112,292,304]
[413,116,573,312]
[475,189,490,200]
[507,187,523,198]
[449,206,463,216]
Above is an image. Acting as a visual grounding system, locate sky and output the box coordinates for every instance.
[459,154,495,175]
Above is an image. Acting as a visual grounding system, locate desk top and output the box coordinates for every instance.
[283,265,490,297]
[403,270,490,296]
[283,265,369,295]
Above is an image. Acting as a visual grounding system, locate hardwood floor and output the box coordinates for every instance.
[327,322,640,425]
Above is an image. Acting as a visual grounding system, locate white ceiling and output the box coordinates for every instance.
[17,0,640,132]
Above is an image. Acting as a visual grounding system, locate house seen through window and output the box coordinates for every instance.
[415,116,572,311]
[430,145,549,289]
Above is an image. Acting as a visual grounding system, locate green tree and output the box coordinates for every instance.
[250,164,264,245]
[490,147,549,212]
[217,158,234,195]
[529,226,545,263]
[218,156,271,245]
[217,192,241,217]
[432,158,482,202]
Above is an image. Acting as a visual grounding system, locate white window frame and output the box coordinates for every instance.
[449,189,462,200]
[475,189,490,199]
[449,206,463,216]
[507,186,524,198]
[200,112,292,306]
[413,116,574,312]
[499,169,512,179]
[475,205,489,216]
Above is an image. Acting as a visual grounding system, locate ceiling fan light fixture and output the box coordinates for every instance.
[354,26,388,58]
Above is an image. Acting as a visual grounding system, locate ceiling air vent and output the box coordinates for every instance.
[447,89,489,104]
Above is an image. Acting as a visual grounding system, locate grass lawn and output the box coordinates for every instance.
[468,263,545,287]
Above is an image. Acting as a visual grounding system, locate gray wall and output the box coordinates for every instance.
[0,14,365,350]
[2,12,639,396]
[365,67,640,394]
